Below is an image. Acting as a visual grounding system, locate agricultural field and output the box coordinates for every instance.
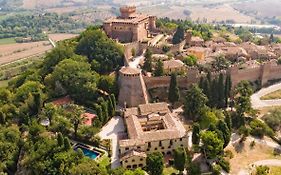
[48,33,78,42]
[0,41,52,65]
[0,38,16,45]
[232,0,281,19]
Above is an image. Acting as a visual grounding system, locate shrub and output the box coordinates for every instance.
[217,157,230,173]
[249,119,274,138]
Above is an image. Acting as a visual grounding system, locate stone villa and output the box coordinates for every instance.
[119,102,188,169]
[103,6,157,43]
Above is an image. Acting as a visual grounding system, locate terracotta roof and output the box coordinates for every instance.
[163,60,185,70]
[191,36,204,42]
[120,150,147,161]
[120,109,187,147]
[187,47,206,52]
[104,14,150,24]
[51,96,73,106]
[138,102,170,116]
[82,113,96,126]
[120,66,141,75]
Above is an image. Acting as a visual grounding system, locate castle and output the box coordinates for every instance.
[103,6,157,43]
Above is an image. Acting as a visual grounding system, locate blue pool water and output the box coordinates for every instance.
[75,146,100,159]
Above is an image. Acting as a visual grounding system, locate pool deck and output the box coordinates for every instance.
[98,116,125,169]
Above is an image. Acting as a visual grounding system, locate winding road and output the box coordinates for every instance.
[251,82,281,109]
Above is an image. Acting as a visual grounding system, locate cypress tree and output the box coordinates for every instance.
[0,111,6,125]
[110,94,116,110]
[210,78,219,108]
[57,132,64,147]
[192,123,201,145]
[154,60,164,76]
[168,73,180,105]
[95,104,103,123]
[203,78,211,101]
[107,98,114,117]
[64,137,71,150]
[173,147,187,173]
[224,112,232,131]
[143,49,153,72]
[217,120,231,148]
[172,25,185,44]
[224,74,232,107]
[218,73,225,108]
[32,92,42,115]
[199,77,204,90]
[101,101,109,123]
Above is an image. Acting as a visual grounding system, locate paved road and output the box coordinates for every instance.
[128,55,144,69]
[251,82,281,109]
[98,116,125,169]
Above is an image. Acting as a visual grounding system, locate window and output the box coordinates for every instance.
[127,165,131,169]
[146,148,150,151]
[154,147,158,150]
[159,141,162,147]
[139,164,143,167]
[162,147,165,149]
[137,146,141,149]
[170,140,173,146]
[132,159,135,162]
[140,158,143,161]
[180,138,182,141]
[125,160,128,163]
[148,142,151,148]
[125,147,129,151]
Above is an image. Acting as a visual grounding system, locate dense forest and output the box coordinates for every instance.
[0,13,87,40]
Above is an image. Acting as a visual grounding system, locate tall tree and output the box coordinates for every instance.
[154,60,164,76]
[143,49,153,72]
[173,147,187,174]
[146,152,164,175]
[234,81,253,126]
[57,132,64,147]
[217,120,231,148]
[64,137,71,150]
[224,74,232,107]
[42,103,57,125]
[168,73,180,105]
[101,101,109,123]
[201,131,224,159]
[184,84,208,120]
[66,104,85,137]
[110,94,116,111]
[218,73,225,108]
[172,25,185,44]
[75,28,124,74]
[192,123,201,145]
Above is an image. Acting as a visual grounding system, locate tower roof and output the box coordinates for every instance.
[120,66,141,75]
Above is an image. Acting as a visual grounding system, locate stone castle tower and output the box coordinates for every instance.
[118,66,149,107]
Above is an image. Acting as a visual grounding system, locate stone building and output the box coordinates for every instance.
[103,6,157,43]
[118,66,149,107]
[119,102,188,169]
[163,59,186,74]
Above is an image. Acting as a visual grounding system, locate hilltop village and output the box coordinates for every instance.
[1,5,281,175]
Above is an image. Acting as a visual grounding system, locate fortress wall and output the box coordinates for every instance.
[268,66,281,80]
[229,66,262,86]
[123,42,145,60]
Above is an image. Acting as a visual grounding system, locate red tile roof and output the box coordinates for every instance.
[82,113,96,126]
[51,96,73,106]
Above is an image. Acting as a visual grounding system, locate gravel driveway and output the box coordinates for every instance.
[98,116,125,169]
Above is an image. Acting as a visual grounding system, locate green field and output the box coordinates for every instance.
[0,38,16,45]
[261,89,281,100]
[269,166,281,175]
[0,80,9,88]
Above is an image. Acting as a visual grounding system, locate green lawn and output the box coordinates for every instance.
[269,166,281,175]
[0,80,9,88]
[163,167,178,175]
[261,89,281,100]
[0,38,16,45]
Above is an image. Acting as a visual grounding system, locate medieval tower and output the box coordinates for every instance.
[118,66,149,107]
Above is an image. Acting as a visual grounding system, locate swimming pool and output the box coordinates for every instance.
[75,146,100,159]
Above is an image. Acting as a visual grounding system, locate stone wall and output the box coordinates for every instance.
[144,62,281,90]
